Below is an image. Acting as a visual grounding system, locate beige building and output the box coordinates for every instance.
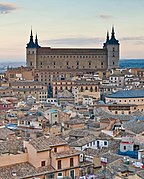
[52,79,100,104]
[0,135,83,179]
[10,81,48,102]
[5,66,34,82]
[105,89,144,112]
[26,27,120,85]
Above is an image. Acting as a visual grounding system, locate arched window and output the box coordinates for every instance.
[90,87,93,92]
[81,87,83,92]
[95,87,97,92]
[85,86,88,90]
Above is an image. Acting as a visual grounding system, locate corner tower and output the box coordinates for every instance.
[26,29,40,69]
[105,26,120,69]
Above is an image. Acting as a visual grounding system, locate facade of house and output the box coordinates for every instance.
[10,81,48,102]
[0,135,83,179]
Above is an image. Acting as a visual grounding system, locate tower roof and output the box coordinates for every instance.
[27,29,40,48]
[35,33,41,48]
[107,26,119,45]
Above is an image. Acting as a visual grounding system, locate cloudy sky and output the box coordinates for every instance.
[0,0,144,62]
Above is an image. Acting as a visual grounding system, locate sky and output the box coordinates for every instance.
[0,0,144,62]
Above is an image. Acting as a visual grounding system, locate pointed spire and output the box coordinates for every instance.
[30,28,33,37]
[106,30,109,42]
[27,27,36,48]
[30,27,34,42]
[35,33,38,43]
[111,25,115,38]
[35,33,41,48]
[106,26,119,45]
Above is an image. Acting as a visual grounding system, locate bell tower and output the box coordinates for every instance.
[105,26,120,69]
[26,29,40,69]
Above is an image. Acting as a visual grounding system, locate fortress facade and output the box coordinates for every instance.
[26,27,120,85]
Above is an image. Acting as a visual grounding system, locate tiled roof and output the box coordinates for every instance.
[29,135,67,152]
[0,128,15,140]
[37,48,107,55]
[124,119,144,134]
[65,118,85,125]
[100,152,123,164]
[70,135,97,147]
[52,148,80,159]
[107,89,144,98]
[0,140,24,154]
[10,81,46,86]
[57,90,73,98]
[68,129,99,138]
[0,162,54,179]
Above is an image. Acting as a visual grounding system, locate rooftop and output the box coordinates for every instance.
[0,140,24,155]
[0,162,54,179]
[0,128,15,140]
[107,89,144,98]
[29,135,67,152]
[52,148,80,159]
[37,47,107,55]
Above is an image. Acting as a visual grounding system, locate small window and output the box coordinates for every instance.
[124,146,126,150]
[58,160,61,169]
[104,141,107,146]
[54,148,57,152]
[70,158,74,167]
[41,161,46,167]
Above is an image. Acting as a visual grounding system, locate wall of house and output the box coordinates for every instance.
[24,141,50,168]
[0,153,28,167]
[51,154,79,171]
[51,145,69,153]
[105,97,144,105]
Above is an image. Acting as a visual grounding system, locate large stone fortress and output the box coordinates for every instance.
[26,27,119,85]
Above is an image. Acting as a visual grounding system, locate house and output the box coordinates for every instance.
[64,118,86,130]
[118,137,140,159]
[24,135,81,179]
[69,133,112,151]
[0,135,86,179]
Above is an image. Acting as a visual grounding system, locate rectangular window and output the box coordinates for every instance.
[54,147,57,152]
[70,158,74,167]
[41,161,46,167]
[104,141,107,146]
[58,160,61,169]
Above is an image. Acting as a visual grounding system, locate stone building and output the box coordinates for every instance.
[10,81,48,102]
[26,27,120,85]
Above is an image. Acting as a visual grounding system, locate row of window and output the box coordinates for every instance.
[16,86,44,89]
[114,109,144,114]
[57,158,74,169]
[39,96,47,98]
[119,99,144,102]
[40,55,104,59]
[40,65,104,69]
[87,141,108,147]
[40,61,104,66]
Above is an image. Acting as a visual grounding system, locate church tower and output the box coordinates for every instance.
[105,26,120,69]
[26,29,40,69]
